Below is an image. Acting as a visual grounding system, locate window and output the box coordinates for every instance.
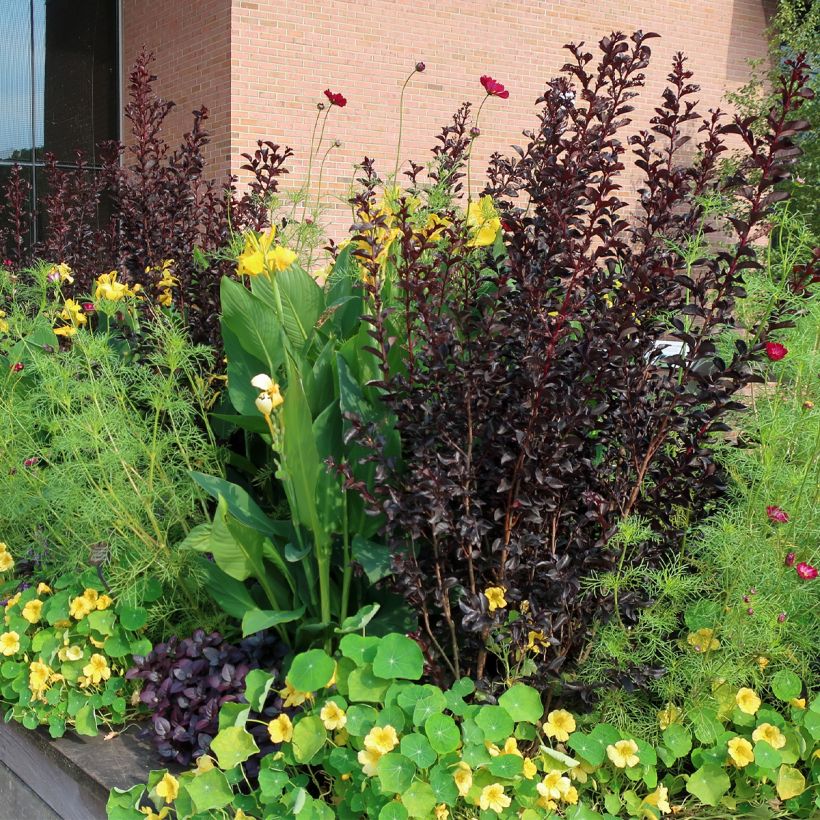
[0,0,119,245]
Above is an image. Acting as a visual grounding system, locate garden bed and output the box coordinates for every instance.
[0,720,157,820]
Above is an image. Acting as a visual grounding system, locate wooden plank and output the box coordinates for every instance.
[0,761,61,820]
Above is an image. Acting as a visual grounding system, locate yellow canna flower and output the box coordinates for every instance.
[82,653,111,686]
[236,228,277,276]
[735,687,761,715]
[95,270,141,301]
[727,736,754,767]
[155,772,180,803]
[319,701,347,731]
[0,631,20,656]
[643,784,671,815]
[752,722,786,749]
[543,709,576,742]
[607,739,640,769]
[479,783,511,814]
[364,725,399,755]
[269,245,298,272]
[466,196,502,248]
[251,374,284,418]
[48,262,74,284]
[21,599,43,624]
[484,586,507,612]
[357,747,381,776]
[267,714,293,744]
[453,761,472,796]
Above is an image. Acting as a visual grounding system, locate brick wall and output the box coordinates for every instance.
[121,0,232,175]
[124,0,772,242]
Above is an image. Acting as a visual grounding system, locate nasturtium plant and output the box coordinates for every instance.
[0,567,145,737]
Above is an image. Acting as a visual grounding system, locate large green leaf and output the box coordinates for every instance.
[686,764,730,806]
[210,726,259,769]
[253,265,324,350]
[242,605,306,637]
[195,557,258,620]
[221,275,282,373]
[222,322,270,416]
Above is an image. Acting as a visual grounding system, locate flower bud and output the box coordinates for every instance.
[317,102,325,111]
[11,362,24,372]
[470,127,481,138]
[334,139,342,147]
[785,552,796,567]
[803,400,814,410]
[777,612,787,623]
[749,587,757,595]
[746,608,754,616]
[415,61,426,72]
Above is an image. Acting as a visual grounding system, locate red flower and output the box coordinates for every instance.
[324,89,347,107]
[766,505,789,524]
[480,75,509,99]
[82,302,95,312]
[765,342,788,361]
[11,363,24,372]
[796,562,818,580]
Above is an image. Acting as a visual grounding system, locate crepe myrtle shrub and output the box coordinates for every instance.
[364,34,815,686]
[126,628,287,770]
[0,50,291,348]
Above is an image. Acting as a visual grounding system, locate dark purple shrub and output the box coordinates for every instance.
[0,164,32,266]
[127,629,287,769]
[365,34,813,687]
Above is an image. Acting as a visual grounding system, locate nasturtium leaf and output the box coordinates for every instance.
[475,705,514,743]
[185,768,234,813]
[210,726,260,769]
[771,669,802,702]
[292,715,327,764]
[499,683,543,724]
[488,753,524,778]
[413,690,446,726]
[258,765,289,800]
[348,665,390,703]
[776,764,806,800]
[372,633,424,680]
[379,803,409,820]
[74,704,97,736]
[689,707,723,745]
[335,603,381,634]
[566,804,604,820]
[803,708,820,740]
[542,746,580,769]
[244,669,275,712]
[326,745,357,776]
[662,723,692,759]
[218,702,250,730]
[400,732,437,768]
[116,605,148,631]
[346,704,378,736]
[429,762,459,803]
[287,649,335,692]
[376,705,406,734]
[567,732,605,767]
[452,677,475,698]
[425,713,461,754]
[753,740,782,770]
[686,763,730,806]
[339,633,380,665]
[377,752,416,793]
[401,781,436,818]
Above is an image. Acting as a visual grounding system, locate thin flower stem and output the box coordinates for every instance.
[466,94,489,204]
[393,69,417,182]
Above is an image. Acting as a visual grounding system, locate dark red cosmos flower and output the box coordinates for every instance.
[796,562,818,580]
[11,363,24,372]
[82,302,95,312]
[23,457,39,467]
[324,89,347,107]
[765,342,788,361]
[766,505,789,523]
[785,552,796,567]
[480,75,509,99]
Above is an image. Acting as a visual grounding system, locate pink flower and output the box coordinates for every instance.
[766,505,789,524]
[765,342,788,361]
[796,562,818,580]
[480,75,509,99]
[324,89,347,108]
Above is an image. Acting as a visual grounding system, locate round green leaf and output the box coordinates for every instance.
[488,753,524,778]
[567,732,605,767]
[292,715,327,763]
[685,763,730,806]
[754,740,782,770]
[373,633,424,680]
[776,765,806,800]
[287,649,335,692]
[400,733,437,768]
[401,781,436,818]
[662,723,692,760]
[379,804,409,820]
[210,726,259,769]
[116,605,148,631]
[498,683,543,724]
[185,768,234,814]
[377,752,416,793]
[771,669,802,702]
[425,713,461,754]
[475,705,514,743]
[346,704,378,736]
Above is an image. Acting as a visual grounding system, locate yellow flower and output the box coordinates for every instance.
[756,656,769,671]
[194,755,215,774]
[526,630,548,652]
[522,757,538,779]
[236,228,277,276]
[234,811,255,820]
[658,703,682,730]
[95,270,141,301]
[0,310,8,334]
[96,594,113,611]
[4,592,21,610]
[434,805,449,820]
[53,324,77,337]
[48,262,74,284]
[0,631,20,656]
[466,196,502,248]
[537,770,571,801]
[752,722,786,749]
[727,736,754,768]
[736,688,761,715]
[687,628,719,653]
[21,599,43,624]
[155,772,180,803]
[251,373,284,417]
[267,714,293,744]
[564,786,579,805]
[319,701,347,731]
[334,728,349,746]
[484,586,507,612]
[270,245,298,272]
[501,736,521,756]
[140,808,170,820]
[157,289,173,307]
[643,784,671,815]
[543,709,576,742]
[58,645,83,662]
[83,589,99,604]
[69,595,95,620]
[29,661,52,696]
[82,653,111,685]
[453,761,472,796]
[58,299,88,328]
[364,725,399,755]
[0,552,14,572]
[479,783,511,814]
[357,747,381,776]
[607,739,640,769]
[279,680,312,708]
[790,697,806,709]
[36,583,52,595]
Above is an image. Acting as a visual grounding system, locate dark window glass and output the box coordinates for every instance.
[0,0,119,245]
